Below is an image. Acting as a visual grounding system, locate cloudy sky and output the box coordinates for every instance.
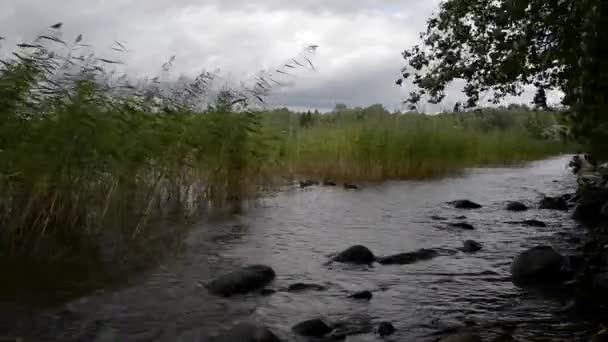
[1,0,545,112]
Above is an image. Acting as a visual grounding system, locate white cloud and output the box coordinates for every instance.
[6,0,544,112]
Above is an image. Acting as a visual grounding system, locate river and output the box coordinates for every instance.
[3,155,593,341]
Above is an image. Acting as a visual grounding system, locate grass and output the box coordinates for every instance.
[0,31,273,284]
[264,109,574,181]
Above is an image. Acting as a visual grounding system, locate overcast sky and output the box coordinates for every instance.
[1,1,547,112]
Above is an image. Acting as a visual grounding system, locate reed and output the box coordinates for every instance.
[0,27,273,274]
[264,109,574,181]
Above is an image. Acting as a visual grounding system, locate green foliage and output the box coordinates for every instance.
[398,0,608,156]
[0,31,271,271]
[262,105,573,181]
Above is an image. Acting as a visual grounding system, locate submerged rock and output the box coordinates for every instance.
[212,323,280,342]
[348,290,372,300]
[450,200,482,209]
[333,245,375,264]
[431,215,448,221]
[506,201,528,211]
[377,248,439,265]
[329,317,374,339]
[343,183,360,190]
[259,289,276,296]
[448,222,475,230]
[206,265,276,297]
[299,180,319,188]
[292,319,332,337]
[539,196,569,211]
[462,240,482,253]
[505,219,547,227]
[510,246,568,284]
[286,283,326,292]
[439,333,482,342]
[322,180,337,186]
[521,219,547,227]
[376,322,396,337]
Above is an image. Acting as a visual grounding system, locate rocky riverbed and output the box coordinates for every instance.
[3,155,606,341]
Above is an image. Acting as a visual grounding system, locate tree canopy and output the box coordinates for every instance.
[398,0,608,154]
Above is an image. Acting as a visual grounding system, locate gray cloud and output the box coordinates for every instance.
[3,0,504,112]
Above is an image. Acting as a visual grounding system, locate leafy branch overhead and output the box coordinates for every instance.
[397,0,608,153]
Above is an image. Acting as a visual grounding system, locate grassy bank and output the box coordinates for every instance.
[0,38,271,279]
[264,108,574,181]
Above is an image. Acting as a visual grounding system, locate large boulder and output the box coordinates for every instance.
[333,245,375,264]
[292,319,332,337]
[573,200,607,226]
[506,201,528,212]
[377,248,439,265]
[510,246,568,283]
[206,265,276,297]
[212,323,280,342]
[573,188,608,226]
[375,322,396,337]
[450,200,482,209]
[439,333,482,342]
[539,196,568,211]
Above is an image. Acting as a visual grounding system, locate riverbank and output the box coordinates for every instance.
[557,156,608,340]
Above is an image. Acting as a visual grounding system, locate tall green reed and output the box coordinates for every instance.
[0,25,313,272]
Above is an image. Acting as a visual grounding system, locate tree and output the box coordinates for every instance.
[533,87,548,111]
[334,103,348,112]
[397,0,608,154]
[299,110,314,127]
[365,104,390,116]
[453,102,462,113]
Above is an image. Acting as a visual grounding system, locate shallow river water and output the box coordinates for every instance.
[4,155,594,341]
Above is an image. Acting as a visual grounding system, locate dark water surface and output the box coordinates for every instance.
[4,156,592,341]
